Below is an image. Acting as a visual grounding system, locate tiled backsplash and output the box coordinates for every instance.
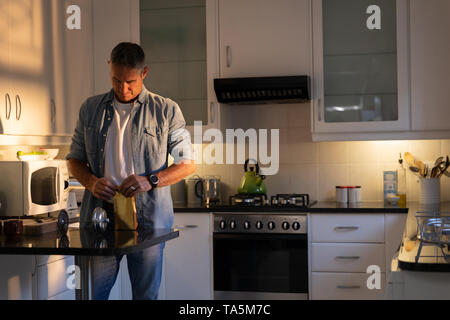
[2,102,449,204]
[192,103,450,203]
[193,139,450,204]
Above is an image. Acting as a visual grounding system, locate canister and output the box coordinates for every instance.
[348,186,362,203]
[336,186,348,203]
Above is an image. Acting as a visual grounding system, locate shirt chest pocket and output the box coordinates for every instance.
[84,126,98,154]
[144,126,168,155]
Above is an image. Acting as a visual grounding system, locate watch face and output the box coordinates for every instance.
[150,175,159,185]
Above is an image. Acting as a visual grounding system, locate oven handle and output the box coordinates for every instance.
[213,232,307,241]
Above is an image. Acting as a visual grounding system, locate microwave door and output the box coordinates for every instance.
[24,161,60,215]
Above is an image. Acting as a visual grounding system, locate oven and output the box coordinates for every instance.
[213,213,308,300]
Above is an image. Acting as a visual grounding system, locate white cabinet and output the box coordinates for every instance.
[0,255,34,300]
[34,256,75,300]
[218,0,310,78]
[139,0,220,134]
[92,0,139,95]
[163,213,212,300]
[311,272,386,300]
[310,213,406,300]
[410,0,450,132]
[311,0,410,137]
[0,0,94,138]
[50,0,94,136]
[0,0,53,136]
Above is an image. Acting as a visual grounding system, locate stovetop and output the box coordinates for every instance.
[228,193,316,208]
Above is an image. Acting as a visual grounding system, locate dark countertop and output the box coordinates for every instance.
[0,226,179,256]
[174,201,409,214]
[395,202,450,271]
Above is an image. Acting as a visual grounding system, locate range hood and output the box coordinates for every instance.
[214,75,310,105]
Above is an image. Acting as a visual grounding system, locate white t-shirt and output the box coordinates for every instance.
[104,98,136,187]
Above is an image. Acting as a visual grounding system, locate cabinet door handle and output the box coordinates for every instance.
[51,99,56,124]
[317,98,322,122]
[335,256,360,260]
[210,102,215,124]
[5,94,11,120]
[15,95,22,120]
[334,226,359,231]
[336,285,361,289]
[226,45,232,68]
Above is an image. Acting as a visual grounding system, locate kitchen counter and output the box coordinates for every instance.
[393,202,450,272]
[0,226,178,256]
[174,201,409,214]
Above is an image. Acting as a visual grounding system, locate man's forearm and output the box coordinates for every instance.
[154,160,197,188]
[67,158,97,191]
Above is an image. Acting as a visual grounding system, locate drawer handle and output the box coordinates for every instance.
[335,256,360,260]
[336,285,361,289]
[175,225,198,230]
[334,226,359,231]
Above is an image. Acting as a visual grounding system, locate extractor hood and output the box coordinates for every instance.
[214,75,310,105]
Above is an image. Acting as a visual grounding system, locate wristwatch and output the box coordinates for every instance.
[148,174,159,189]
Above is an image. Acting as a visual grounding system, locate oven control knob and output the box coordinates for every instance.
[230,220,236,229]
[243,221,251,229]
[219,220,227,230]
[282,221,290,230]
[256,221,263,229]
[292,222,301,230]
[268,221,276,230]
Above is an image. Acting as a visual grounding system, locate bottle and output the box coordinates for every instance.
[397,153,407,207]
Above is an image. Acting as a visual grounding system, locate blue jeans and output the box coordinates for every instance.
[91,243,165,300]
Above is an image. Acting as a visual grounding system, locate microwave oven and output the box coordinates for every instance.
[0,160,69,216]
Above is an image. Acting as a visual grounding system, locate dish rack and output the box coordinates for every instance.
[414,211,450,263]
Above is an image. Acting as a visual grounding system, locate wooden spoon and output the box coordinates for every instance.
[404,152,416,167]
[415,160,426,177]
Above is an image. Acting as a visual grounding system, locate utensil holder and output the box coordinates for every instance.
[420,178,440,204]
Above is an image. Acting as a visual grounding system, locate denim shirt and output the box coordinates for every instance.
[66,86,192,228]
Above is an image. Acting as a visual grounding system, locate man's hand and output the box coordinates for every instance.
[119,174,152,198]
[89,177,117,201]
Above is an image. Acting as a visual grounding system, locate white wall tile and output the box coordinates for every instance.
[347,141,379,164]
[348,164,380,201]
[376,140,408,163]
[289,163,319,201]
[409,139,442,162]
[318,164,349,201]
[318,141,348,164]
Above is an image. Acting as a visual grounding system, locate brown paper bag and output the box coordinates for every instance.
[113,192,138,231]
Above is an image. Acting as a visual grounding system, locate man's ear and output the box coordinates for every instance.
[141,66,149,79]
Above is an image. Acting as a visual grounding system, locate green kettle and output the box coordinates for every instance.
[238,159,267,195]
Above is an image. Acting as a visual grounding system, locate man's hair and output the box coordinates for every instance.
[110,42,146,70]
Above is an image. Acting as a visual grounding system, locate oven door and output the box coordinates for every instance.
[213,233,308,300]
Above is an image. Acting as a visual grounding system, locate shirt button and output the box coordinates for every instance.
[100,149,104,152]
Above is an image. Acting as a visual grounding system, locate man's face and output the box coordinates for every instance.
[109,62,148,103]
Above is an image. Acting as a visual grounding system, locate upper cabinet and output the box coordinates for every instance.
[51,0,94,136]
[410,0,450,132]
[312,0,410,137]
[92,0,139,95]
[0,0,54,136]
[0,0,95,139]
[218,0,311,78]
[139,0,220,133]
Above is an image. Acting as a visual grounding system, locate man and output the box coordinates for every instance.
[66,42,196,299]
